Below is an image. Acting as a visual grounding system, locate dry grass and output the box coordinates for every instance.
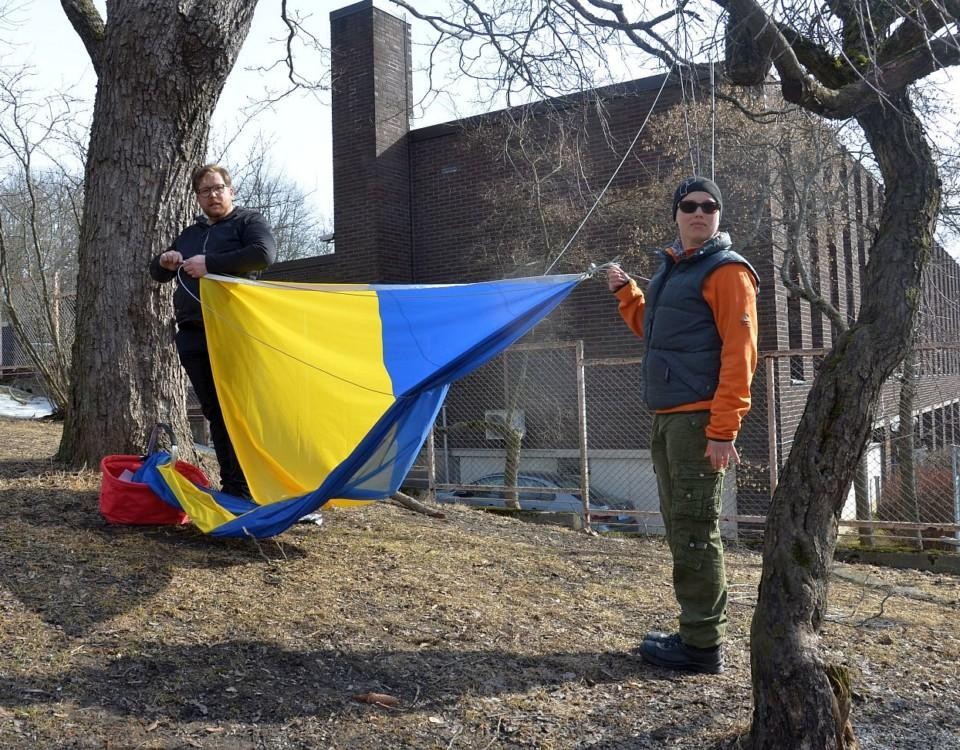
[1,418,958,749]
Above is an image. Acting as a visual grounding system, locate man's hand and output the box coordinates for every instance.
[181,254,208,278]
[607,265,631,292]
[705,439,740,471]
[158,250,183,271]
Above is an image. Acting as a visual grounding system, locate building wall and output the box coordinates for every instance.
[267,2,960,514]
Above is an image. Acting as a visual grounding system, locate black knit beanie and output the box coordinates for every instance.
[672,176,723,219]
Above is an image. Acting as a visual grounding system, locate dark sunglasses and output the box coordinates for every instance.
[677,200,720,214]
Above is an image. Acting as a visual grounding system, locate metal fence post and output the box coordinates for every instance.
[953,444,960,542]
[441,405,450,483]
[766,356,778,497]
[575,340,590,529]
[426,427,436,500]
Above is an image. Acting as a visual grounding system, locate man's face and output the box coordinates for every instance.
[195,171,234,222]
[675,190,721,248]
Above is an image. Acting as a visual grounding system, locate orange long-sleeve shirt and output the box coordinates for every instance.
[615,252,758,441]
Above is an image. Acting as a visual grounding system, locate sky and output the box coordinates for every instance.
[2,0,487,224]
[4,1,959,257]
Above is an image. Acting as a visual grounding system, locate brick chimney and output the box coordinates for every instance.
[330,1,413,282]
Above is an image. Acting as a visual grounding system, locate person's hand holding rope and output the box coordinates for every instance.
[159,250,207,279]
[606,264,631,292]
[180,255,208,278]
[158,250,183,271]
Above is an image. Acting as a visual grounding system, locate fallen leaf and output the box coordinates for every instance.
[352,691,400,708]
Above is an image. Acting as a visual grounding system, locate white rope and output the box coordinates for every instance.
[681,64,700,174]
[710,60,716,182]
[543,62,676,276]
[169,65,680,342]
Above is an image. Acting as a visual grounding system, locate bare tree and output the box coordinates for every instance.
[55,0,261,464]
[0,68,84,413]
[228,137,332,262]
[392,0,960,746]
[467,101,664,276]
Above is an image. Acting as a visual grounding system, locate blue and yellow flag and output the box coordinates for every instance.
[141,273,581,538]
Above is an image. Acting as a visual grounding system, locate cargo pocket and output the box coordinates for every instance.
[669,468,723,572]
[671,467,723,521]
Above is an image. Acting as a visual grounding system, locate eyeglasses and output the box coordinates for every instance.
[197,184,229,198]
[677,200,720,214]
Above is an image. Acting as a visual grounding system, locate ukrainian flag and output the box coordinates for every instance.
[141,273,582,537]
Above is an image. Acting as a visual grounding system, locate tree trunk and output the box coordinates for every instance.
[747,93,939,749]
[502,426,522,509]
[57,1,259,465]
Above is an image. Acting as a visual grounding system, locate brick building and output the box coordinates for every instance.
[263,0,960,524]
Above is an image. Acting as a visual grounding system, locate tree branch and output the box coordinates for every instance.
[877,1,953,66]
[568,0,680,66]
[390,491,446,518]
[720,0,960,118]
[832,36,960,115]
[59,0,106,76]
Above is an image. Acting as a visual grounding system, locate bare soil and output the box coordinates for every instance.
[1,418,959,749]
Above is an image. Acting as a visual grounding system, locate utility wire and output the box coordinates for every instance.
[543,62,677,276]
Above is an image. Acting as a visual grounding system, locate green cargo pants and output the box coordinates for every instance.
[650,410,727,648]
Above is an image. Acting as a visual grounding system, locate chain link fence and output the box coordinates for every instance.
[766,345,960,550]
[732,344,959,550]
[0,282,75,376]
[409,340,766,539]
[411,340,960,550]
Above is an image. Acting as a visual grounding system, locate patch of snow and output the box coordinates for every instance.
[0,390,53,419]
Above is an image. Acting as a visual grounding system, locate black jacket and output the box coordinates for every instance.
[149,207,277,326]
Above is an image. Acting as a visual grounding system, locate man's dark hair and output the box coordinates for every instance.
[191,164,233,193]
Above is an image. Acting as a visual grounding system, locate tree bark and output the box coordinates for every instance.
[747,93,939,749]
[57,1,259,465]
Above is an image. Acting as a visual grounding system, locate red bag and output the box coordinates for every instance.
[99,454,207,526]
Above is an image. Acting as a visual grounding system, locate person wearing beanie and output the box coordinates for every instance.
[606,176,759,674]
[672,176,723,220]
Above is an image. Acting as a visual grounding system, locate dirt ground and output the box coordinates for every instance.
[1,418,959,749]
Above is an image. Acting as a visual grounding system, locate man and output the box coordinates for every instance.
[149,164,276,499]
[607,176,758,674]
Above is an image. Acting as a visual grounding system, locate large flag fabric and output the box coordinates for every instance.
[140,273,582,538]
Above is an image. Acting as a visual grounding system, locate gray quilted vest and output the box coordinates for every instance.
[642,233,758,410]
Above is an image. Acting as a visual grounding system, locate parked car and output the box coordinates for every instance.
[435,471,637,530]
